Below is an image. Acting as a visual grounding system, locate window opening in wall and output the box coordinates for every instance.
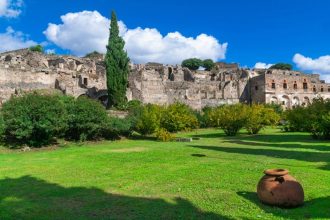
[321,87,324,92]
[283,80,287,89]
[293,81,297,90]
[271,80,276,89]
[303,82,308,90]
[255,86,258,91]
[83,78,88,86]
[313,86,316,92]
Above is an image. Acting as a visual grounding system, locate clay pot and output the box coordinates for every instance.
[257,169,304,207]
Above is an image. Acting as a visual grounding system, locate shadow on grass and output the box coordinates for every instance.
[237,191,330,219]
[0,176,229,219]
[188,145,330,170]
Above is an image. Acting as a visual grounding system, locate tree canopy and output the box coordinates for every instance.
[269,63,293,70]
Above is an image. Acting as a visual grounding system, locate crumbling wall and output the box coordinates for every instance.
[0,49,106,104]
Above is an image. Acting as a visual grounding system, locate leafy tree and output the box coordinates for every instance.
[105,11,130,108]
[1,93,67,147]
[202,59,215,71]
[135,104,163,135]
[270,63,293,70]
[208,104,248,136]
[85,51,103,58]
[161,103,199,132]
[182,58,203,70]
[65,97,112,141]
[245,104,280,134]
[29,45,44,53]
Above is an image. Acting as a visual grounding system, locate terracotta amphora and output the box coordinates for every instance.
[257,169,304,207]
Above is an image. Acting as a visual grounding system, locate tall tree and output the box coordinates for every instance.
[105,11,130,108]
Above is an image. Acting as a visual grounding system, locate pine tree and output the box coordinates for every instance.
[105,11,130,108]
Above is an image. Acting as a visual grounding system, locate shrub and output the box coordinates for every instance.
[196,106,214,128]
[65,97,111,141]
[127,100,142,110]
[245,104,280,134]
[155,128,175,142]
[108,117,132,137]
[2,93,67,147]
[0,114,5,142]
[284,98,330,139]
[29,45,44,53]
[208,104,248,136]
[161,103,199,132]
[135,104,163,135]
[182,58,203,70]
[269,63,293,70]
[264,103,283,115]
[283,107,311,132]
[202,59,215,71]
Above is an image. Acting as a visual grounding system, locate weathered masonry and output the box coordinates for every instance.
[0,49,330,109]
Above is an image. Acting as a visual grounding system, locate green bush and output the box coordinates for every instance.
[196,106,214,128]
[245,104,280,134]
[155,128,175,142]
[284,98,330,139]
[109,117,132,137]
[0,114,5,142]
[202,59,215,71]
[29,45,44,53]
[135,104,163,135]
[182,58,203,70]
[161,103,199,132]
[208,104,248,136]
[2,93,67,147]
[65,97,111,141]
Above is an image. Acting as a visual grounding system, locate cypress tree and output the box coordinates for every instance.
[105,11,130,108]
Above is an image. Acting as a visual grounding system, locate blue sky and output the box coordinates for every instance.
[1,0,330,78]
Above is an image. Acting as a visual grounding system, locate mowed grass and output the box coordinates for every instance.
[0,128,329,219]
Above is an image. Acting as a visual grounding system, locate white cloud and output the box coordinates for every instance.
[43,10,228,64]
[0,26,37,52]
[254,62,273,69]
[293,53,330,81]
[0,0,23,18]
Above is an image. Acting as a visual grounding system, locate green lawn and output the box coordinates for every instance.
[0,128,329,219]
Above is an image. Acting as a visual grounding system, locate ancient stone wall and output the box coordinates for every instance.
[1,49,330,110]
[251,69,330,109]
[0,49,107,104]
[127,62,251,109]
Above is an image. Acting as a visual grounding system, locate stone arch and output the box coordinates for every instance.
[292,96,300,107]
[303,97,310,106]
[270,96,278,104]
[281,95,290,109]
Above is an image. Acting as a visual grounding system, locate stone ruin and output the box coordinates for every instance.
[0,49,107,105]
[0,49,330,110]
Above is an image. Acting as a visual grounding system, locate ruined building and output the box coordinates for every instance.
[0,49,330,109]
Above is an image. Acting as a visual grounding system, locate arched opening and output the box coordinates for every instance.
[292,96,300,107]
[281,95,290,109]
[303,97,310,106]
[98,95,108,107]
[321,86,324,92]
[270,96,278,104]
[168,67,174,81]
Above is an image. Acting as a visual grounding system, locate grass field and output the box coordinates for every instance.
[0,128,329,219]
